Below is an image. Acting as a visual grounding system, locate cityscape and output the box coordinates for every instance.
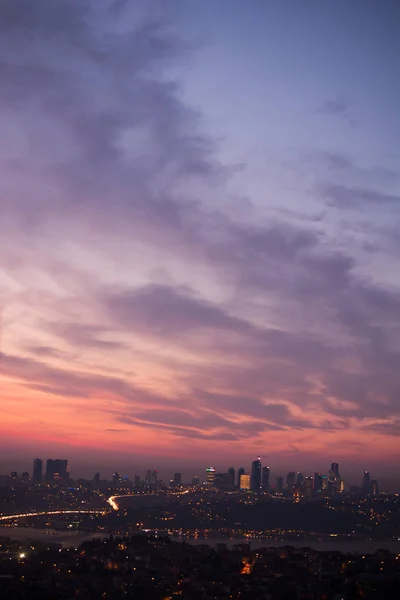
[3,457,382,498]
[1,0,399,598]
[1,456,400,598]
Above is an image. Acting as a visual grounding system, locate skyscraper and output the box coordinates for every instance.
[134,473,140,488]
[330,463,340,480]
[286,471,296,489]
[362,471,371,494]
[228,466,235,489]
[239,474,251,491]
[313,473,323,493]
[371,478,379,495]
[173,472,182,486]
[46,459,69,483]
[237,467,245,488]
[251,458,261,492]
[304,476,314,498]
[262,466,270,491]
[276,476,284,493]
[33,458,43,482]
[205,466,216,486]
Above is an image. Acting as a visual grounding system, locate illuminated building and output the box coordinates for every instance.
[313,473,323,493]
[287,471,296,489]
[251,458,261,491]
[328,462,342,495]
[237,467,245,488]
[304,476,313,498]
[33,458,43,483]
[173,472,182,486]
[371,478,379,495]
[205,466,216,486]
[145,469,157,487]
[46,459,69,483]
[296,472,305,485]
[240,474,251,491]
[262,466,270,491]
[331,463,340,479]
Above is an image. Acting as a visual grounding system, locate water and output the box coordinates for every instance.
[185,537,400,554]
[2,527,400,554]
[0,527,109,548]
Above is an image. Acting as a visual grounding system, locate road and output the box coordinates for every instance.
[0,509,106,521]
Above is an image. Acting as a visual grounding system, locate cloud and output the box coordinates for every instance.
[317,98,348,115]
[323,184,400,210]
[1,0,400,470]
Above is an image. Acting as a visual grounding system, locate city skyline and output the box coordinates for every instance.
[0,456,387,493]
[1,1,399,476]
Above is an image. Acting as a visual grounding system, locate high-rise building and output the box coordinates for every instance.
[371,478,379,496]
[93,473,101,488]
[192,476,200,486]
[237,467,245,488]
[275,476,284,493]
[46,459,69,483]
[251,458,261,492]
[33,458,43,482]
[313,473,323,493]
[286,471,296,489]
[362,471,371,494]
[113,472,121,485]
[134,473,140,488]
[173,472,182,486]
[304,476,314,498]
[262,466,270,491]
[239,474,251,491]
[296,472,305,485]
[145,469,157,487]
[228,467,235,489]
[21,472,30,482]
[330,463,340,480]
[151,469,158,486]
[205,466,216,486]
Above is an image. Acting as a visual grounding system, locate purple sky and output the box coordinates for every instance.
[0,0,399,488]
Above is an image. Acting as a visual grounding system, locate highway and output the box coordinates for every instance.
[0,509,106,521]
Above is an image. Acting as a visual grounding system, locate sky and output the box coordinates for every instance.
[1,0,399,487]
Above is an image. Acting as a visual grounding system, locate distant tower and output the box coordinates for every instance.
[286,471,296,490]
[276,476,284,493]
[237,467,245,488]
[331,463,340,480]
[262,466,270,491]
[33,458,43,482]
[173,472,182,486]
[205,466,216,486]
[251,458,261,492]
[46,459,69,483]
[313,473,323,493]
[228,466,235,489]
[362,471,371,494]
[371,478,379,495]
